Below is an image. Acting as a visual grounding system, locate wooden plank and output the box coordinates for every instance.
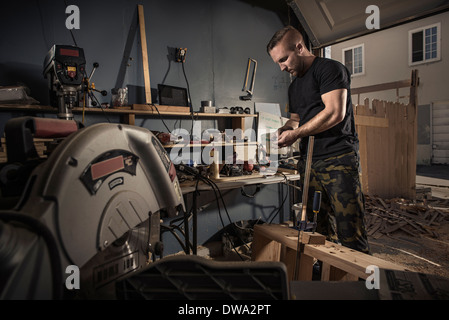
[253,224,326,249]
[231,117,245,138]
[303,242,407,280]
[354,115,389,128]
[0,104,55,111]
[251,230,281,262]
[280,247,301,281]
[137,5,152,104]
[369,100,384,197]
[132,104,190,113]
[252,224,407,282]
[297,253,314,281]
[355,100,369,194]
[407,101,417,199]
[120,113,135,125]
[0,104,257,119]
[321,262,359,281]
[351,79,411,95]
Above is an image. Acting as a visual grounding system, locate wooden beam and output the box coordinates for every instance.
[120,113,135,125]
[355,115,389,128]
[252,224,407,281]
[303,242,407,280]
[138,5,152,104]
[351,79,412,95]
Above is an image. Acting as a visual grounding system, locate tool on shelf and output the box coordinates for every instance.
[239,58,257,101]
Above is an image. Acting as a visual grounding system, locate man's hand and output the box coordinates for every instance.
[278,128,299,148]
[275,114,300,148]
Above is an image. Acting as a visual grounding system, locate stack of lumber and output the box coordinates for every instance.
[0,137,52,162]
[364,195,449,239]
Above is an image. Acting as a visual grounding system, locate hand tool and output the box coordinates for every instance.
[298,135,314,229]
[293,135,314,279]
[240,58,257,101]
[311,190,322,233]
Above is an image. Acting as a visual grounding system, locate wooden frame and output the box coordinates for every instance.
[353,70,419,200]
[252,224,407,282]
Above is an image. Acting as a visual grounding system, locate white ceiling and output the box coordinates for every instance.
[287,0,449,48]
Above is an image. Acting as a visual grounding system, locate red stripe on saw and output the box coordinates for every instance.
[91,156,124,180]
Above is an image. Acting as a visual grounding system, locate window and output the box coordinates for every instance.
[409,23,441,66]
[342,44,364,76]
[324,46,331,59]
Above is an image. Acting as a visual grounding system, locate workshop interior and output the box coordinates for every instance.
[1,0,449,301]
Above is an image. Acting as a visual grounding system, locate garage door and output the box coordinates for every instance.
[288,0,449,48]
[432,101,449,164]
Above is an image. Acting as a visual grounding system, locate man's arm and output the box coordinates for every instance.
[278,88,347,147]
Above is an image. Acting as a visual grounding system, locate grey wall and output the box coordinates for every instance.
[0,0,291,127]
[0,0,294,255]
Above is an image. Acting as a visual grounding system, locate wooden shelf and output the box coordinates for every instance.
[0,104,256,131]
[0,104,256,117]
[163,141,257,148]
[0,104,55,112]
[180,173,300,194]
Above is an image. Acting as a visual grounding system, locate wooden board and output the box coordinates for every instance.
[352,70,418,200]
[303,242,407,280]
[251,223,406,281]
[137,5,152,104]
[354,99,417,199]
[132,104,190,113]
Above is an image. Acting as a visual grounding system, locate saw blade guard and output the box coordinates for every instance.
[16,123,185,269]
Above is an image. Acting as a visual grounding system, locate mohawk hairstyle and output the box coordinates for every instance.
[266,25,299,55]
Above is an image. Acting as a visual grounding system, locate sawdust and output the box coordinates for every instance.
[367,199,449,280]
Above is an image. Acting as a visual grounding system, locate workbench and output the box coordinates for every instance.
[178,172,300,255]
[0,104,296,257]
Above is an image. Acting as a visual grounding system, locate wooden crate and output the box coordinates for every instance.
[252,224,407,282]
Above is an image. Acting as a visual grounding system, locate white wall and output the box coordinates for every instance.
[330,11,449,165]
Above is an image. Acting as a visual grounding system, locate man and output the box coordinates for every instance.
[267,26,370,254]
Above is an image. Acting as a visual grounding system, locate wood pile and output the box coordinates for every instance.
[0,137,52,163]
[365,194,449,239]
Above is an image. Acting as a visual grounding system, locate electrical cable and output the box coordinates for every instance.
[200,177,245,260]
[151,103,174,133]
[181,62,195,139]
[160,176,201,255]
[268,173,289,224]
[82,90,86,124]
[200,175,253,253]
[176,165,247,260]
[63,0,78,47]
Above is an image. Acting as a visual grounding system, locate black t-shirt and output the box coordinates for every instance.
[288,57,358,160]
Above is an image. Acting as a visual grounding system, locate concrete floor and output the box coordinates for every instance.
[416,164,449,199]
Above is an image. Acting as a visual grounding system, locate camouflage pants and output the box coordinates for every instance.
[297,151,370,254]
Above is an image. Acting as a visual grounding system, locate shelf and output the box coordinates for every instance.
[163,141,258,148]
[180,173,300,194]
[0,103,257,136]
[0,104,55,112]
[0,104,256,117]
[73,107,257,118]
